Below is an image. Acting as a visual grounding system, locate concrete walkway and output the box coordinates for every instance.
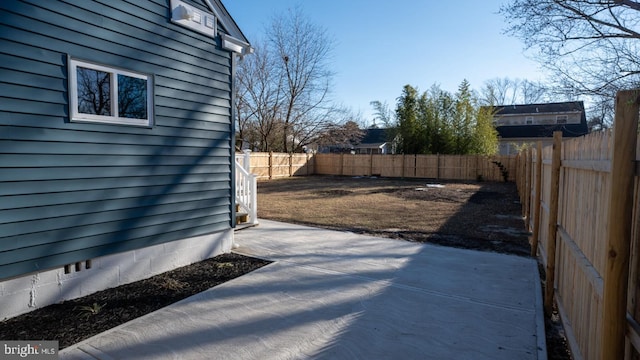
[60,220,546,360]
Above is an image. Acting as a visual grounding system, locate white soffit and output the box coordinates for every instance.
[221,34,253,56]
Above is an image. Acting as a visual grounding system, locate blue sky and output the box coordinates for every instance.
[222,0,544,124]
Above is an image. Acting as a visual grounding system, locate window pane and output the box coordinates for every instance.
[76,67,111,116]
[118,74,147,119]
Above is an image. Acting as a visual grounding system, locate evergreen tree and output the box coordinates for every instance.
[452,80,476,154]
[473,106,499,155]
[417,92,433,153]
[386,80,498,156]
[429,86,455,154]
[395,85,421,154]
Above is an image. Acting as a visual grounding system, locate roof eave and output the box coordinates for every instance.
[221,33,254,56]
[203,0,254,55]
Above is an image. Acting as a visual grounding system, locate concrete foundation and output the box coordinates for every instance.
[0,229,233,320]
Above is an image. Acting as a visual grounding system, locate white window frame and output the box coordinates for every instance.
[69,58,154,127]
[525,116,534,125]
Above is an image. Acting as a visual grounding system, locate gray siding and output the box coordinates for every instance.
[0,0,235,279]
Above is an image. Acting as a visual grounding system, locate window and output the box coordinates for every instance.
[525,116,534,125]
[69,58,153,126]
[556,115,568,124]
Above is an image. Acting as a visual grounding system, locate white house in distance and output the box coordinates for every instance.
[492,101,589,155]
[354,128,394,154]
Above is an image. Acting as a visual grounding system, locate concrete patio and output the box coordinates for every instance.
[60,219,545,360]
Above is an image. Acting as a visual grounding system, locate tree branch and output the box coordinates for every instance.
[615,0,640,11]
[554,0,640,39]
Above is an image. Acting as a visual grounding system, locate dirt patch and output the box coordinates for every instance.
[0,253,270,349]
[396,186,474,203]
[314,189,353,197]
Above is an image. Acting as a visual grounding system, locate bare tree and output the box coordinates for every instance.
[501,0,640,125]
[479,77,549,105]
[76,67,111,116]
[480,77,517,106]
[235,42,285,151]
[268,7,336,152]
[520,79,548,104]
[314,120,365,152]
[118,75,147,119]
[235,7,339,152]
[587,96,615,132]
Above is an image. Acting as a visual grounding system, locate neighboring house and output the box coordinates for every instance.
[354,128,394,154]
[0,0,251,319]
[316,128,394,154]
[492,101,589,155]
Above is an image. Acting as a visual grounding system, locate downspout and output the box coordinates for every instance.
[230,51,238,240]
[223,34,253,249]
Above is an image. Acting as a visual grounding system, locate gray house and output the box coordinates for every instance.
[0,0,251,319]
[492,101,589,155]
[354,128,394,154]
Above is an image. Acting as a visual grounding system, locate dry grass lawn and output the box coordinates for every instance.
[257,175,530,256]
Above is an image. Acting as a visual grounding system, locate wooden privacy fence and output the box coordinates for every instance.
[241,152,314,179]
[516,90,640,360]
[241,152,517,182]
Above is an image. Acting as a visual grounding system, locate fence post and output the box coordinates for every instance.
[369,152,374,176]
[601,90,640,360]
[544,131,562,314]
[524,149,531,221]
[305,153,310,175]
[268,151,273,180]
[436,153,440,180]
[520,154,524,192]
[531,141,543,257]
[402,154,406,178]
[242,149,251,173]
[311,153,316,175]
[289,153,293,177]
[528,148,534,222]
[514,154,520,189]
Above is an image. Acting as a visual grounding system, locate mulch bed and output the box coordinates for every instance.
[0,253,270,349]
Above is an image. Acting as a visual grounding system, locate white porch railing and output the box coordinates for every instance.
[235,150,258,225]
